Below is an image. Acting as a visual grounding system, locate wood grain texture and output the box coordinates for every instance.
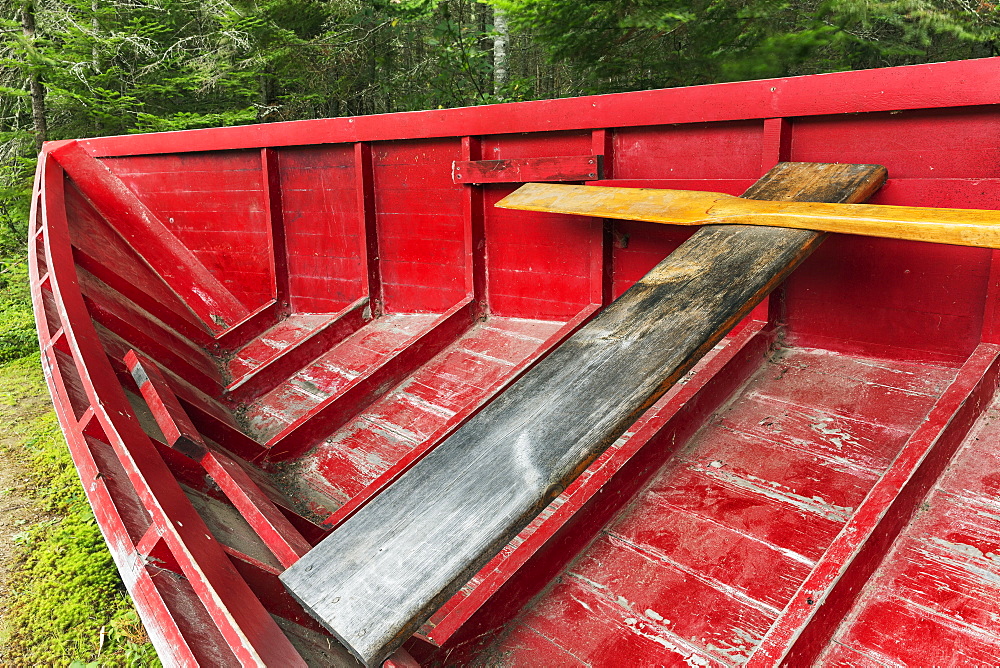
[279,162,887,666]
[497,178,1000,248]
[49,141,251,330]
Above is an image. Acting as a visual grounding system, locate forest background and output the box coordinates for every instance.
[0,0,998,664]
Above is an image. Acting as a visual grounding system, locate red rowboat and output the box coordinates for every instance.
[30,58,1000,666]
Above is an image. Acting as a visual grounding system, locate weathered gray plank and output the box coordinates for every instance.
[280,162,888,667]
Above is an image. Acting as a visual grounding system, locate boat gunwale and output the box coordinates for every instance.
[52,57,1000,159]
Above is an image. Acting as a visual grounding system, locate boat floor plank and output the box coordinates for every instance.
[242,312,440,440]
[824,383,1000,664]
[496,348,955,666]
[279,162,889,665]
[293,316,566,507]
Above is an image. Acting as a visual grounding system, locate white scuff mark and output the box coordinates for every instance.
[313,359,361,381]
[257,336,290,351]
[567,572,609,591]
[362,415,420,445]
[810,415,864,451]
[569,594,594,613]
[926,537,1000,576]
[191,285,212,305]
[459,346,516,366]
[289,379,328,401]
[693,461,853,523]
[901,595,1000,641]
[398,391,457,418]
[645,608,665,622]
[621,616,712,667]
[705,641,753,664]
[514,431,543,490]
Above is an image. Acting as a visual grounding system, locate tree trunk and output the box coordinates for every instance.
[493,7,509,96]
[20,0,47,153]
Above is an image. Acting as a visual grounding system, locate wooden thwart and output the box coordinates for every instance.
[279,162,888,667]
[496,179,1000,248]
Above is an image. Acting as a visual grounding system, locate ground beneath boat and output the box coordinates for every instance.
[0,360,51,654]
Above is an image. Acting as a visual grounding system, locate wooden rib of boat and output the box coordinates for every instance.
[29,57,1000,667]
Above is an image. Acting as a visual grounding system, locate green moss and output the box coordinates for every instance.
[0,354,160,667]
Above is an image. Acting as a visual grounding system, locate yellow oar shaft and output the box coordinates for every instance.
[495,183,1000,249]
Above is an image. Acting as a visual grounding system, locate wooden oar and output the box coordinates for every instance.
[496,182,1000,248]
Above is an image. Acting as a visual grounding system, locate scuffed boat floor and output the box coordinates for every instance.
[486,347,962,666]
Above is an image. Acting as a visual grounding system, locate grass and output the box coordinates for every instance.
[0,288,161,666]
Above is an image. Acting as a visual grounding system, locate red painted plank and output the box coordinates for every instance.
[40,153,306,667]
[835,596,1000,666]
[792,106,1000,179]
[125,350,311,569]
[761,117,792,171]
[484,186,601,319]
[717,394,911,474]
[278,145,365,314]
[452,155,602,184]
[614,121,764,180]
[566,534,778,664]
[226,301,370,403]
[648,467,843,566]
[49,141,250,330]
[125,351,208,457]
[481,130,593,161]
[824,380,1000,662]
[747,348,949,432]
[678,426,878,517]
[372,142,469,313]
[308,316,570,517]
[81,279,223,396]
[517,577,716,667]
[611,500,810,613]
[261,148,288,305]
[65,182,211,344]
[356,142,382,314]
[484,623,589,667]
[783,234,990,365]
[261,304,473,459]
[750,343,1000,666]
[460,136,486,317]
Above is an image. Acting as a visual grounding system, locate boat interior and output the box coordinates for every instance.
[30,60,1000,666]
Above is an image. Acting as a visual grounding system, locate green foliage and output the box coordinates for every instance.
[0,355,160,666]
[493,0,1000,92]
[0,254,35,364]
[0,297,36,364]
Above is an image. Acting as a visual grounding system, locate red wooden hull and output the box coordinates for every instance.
[29,58,1000,666]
